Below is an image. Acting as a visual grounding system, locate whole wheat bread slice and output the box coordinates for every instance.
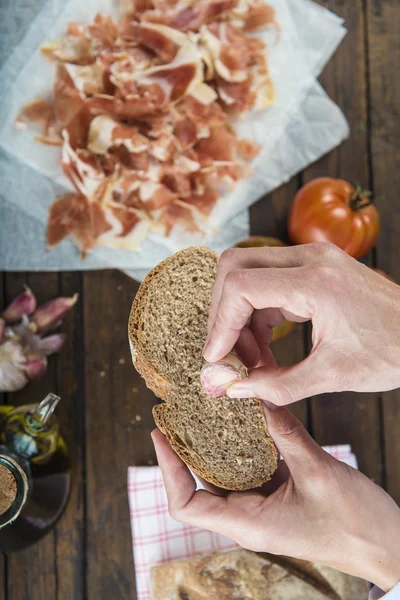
[128,246,277,490]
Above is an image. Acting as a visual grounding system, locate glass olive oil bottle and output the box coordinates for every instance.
[0,393,70,552]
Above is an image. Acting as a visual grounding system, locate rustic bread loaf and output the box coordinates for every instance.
[128,246,277,490]
[150,550,370,600]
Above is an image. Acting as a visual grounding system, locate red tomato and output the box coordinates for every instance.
[288,178,380,259]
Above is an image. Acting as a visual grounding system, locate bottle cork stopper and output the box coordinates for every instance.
[0,463,17,515]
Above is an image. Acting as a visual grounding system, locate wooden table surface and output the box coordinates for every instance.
[1,1,399,598]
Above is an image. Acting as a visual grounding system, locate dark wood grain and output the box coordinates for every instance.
[83,270,157,600]
[54,272,85,600]
[5,273,58,599]
[303,0,382,483]
[366,0,400,501]
[250,180,309,426]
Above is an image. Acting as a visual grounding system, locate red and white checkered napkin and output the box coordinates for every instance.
[128,445,358,600]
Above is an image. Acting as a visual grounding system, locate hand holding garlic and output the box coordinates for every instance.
[0,287,77,392]
[200,352,248,397]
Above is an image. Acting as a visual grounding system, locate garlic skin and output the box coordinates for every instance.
[200,352,248,398]
[0,289,77,392]
[1,287,37,322]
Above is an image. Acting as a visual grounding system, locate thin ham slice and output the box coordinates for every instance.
[157,201,200,235]
[123,22,187,62]
[15,99,62,145]
[142,0,237,32]
[47,193,111,253]
[182,188,219,215]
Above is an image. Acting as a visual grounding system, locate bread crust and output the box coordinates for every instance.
[150,550,370,600]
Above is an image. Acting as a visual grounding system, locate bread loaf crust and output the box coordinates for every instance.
[150,550,370,600]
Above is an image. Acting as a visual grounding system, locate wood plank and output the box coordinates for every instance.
[302,1,382,482]
[83,270,156,600]
[54,272,85,600]
[5,273,58,599]
[365,0,400,502]
[250,180,308,426]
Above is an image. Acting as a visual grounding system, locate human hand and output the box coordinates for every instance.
[203,242,400,405]
[152,406,400,592]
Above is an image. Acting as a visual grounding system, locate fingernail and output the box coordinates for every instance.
[203,335,227,363]
[226,383,253,398]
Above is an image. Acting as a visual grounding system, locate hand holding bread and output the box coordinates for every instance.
[153,405,400,593]
[130,244,400,595]
[204,242,400,404]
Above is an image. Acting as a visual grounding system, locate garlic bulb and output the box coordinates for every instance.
[0,288,77,392]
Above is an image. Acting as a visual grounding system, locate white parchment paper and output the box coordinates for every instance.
[0,0,349,281]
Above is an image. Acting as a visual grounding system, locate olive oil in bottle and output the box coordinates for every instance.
[0,393,70,552]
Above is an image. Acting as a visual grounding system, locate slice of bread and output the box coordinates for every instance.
[128,246,277,490]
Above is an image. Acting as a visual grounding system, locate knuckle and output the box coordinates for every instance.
[277,421,305,444]
[312,241,343,259]
[224,269,242,293]
[219,248,240,269]
[169,504,185,522]
[311,262,340,283]
[270,384,295,406]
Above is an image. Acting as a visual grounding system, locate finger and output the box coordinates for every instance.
[234,326,260,368]
[152,430,267,540]
[205,267,314,362]
[151,429,197,508]
[257,460,290,497]
[206,246,312,344]
[262,406,329,476]
[226,348,331,405]
[195,475,229,497]
[250,308,281,366]
[152,429,228,523]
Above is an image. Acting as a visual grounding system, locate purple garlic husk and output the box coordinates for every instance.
[1,287,37,323]
[30,294,78,334]
[0,289,77,392]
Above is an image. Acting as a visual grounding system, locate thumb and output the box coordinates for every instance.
[263,405,328,476]
[226,349,332,405]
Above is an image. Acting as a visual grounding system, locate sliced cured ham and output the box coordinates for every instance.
[142,0,237,32]
[15,99,61,145]
[17,0,275,254]
[46,193,110,253]
[123,22,187,62]
[87,115,149,154]
[131,41,204,103]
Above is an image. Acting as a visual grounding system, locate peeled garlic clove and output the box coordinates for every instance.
[2,287,37,323]
[30,293,78,333]
[23,357,47,380]
[200,352,248,398]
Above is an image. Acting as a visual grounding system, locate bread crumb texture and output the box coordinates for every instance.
[129,247,277,490]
